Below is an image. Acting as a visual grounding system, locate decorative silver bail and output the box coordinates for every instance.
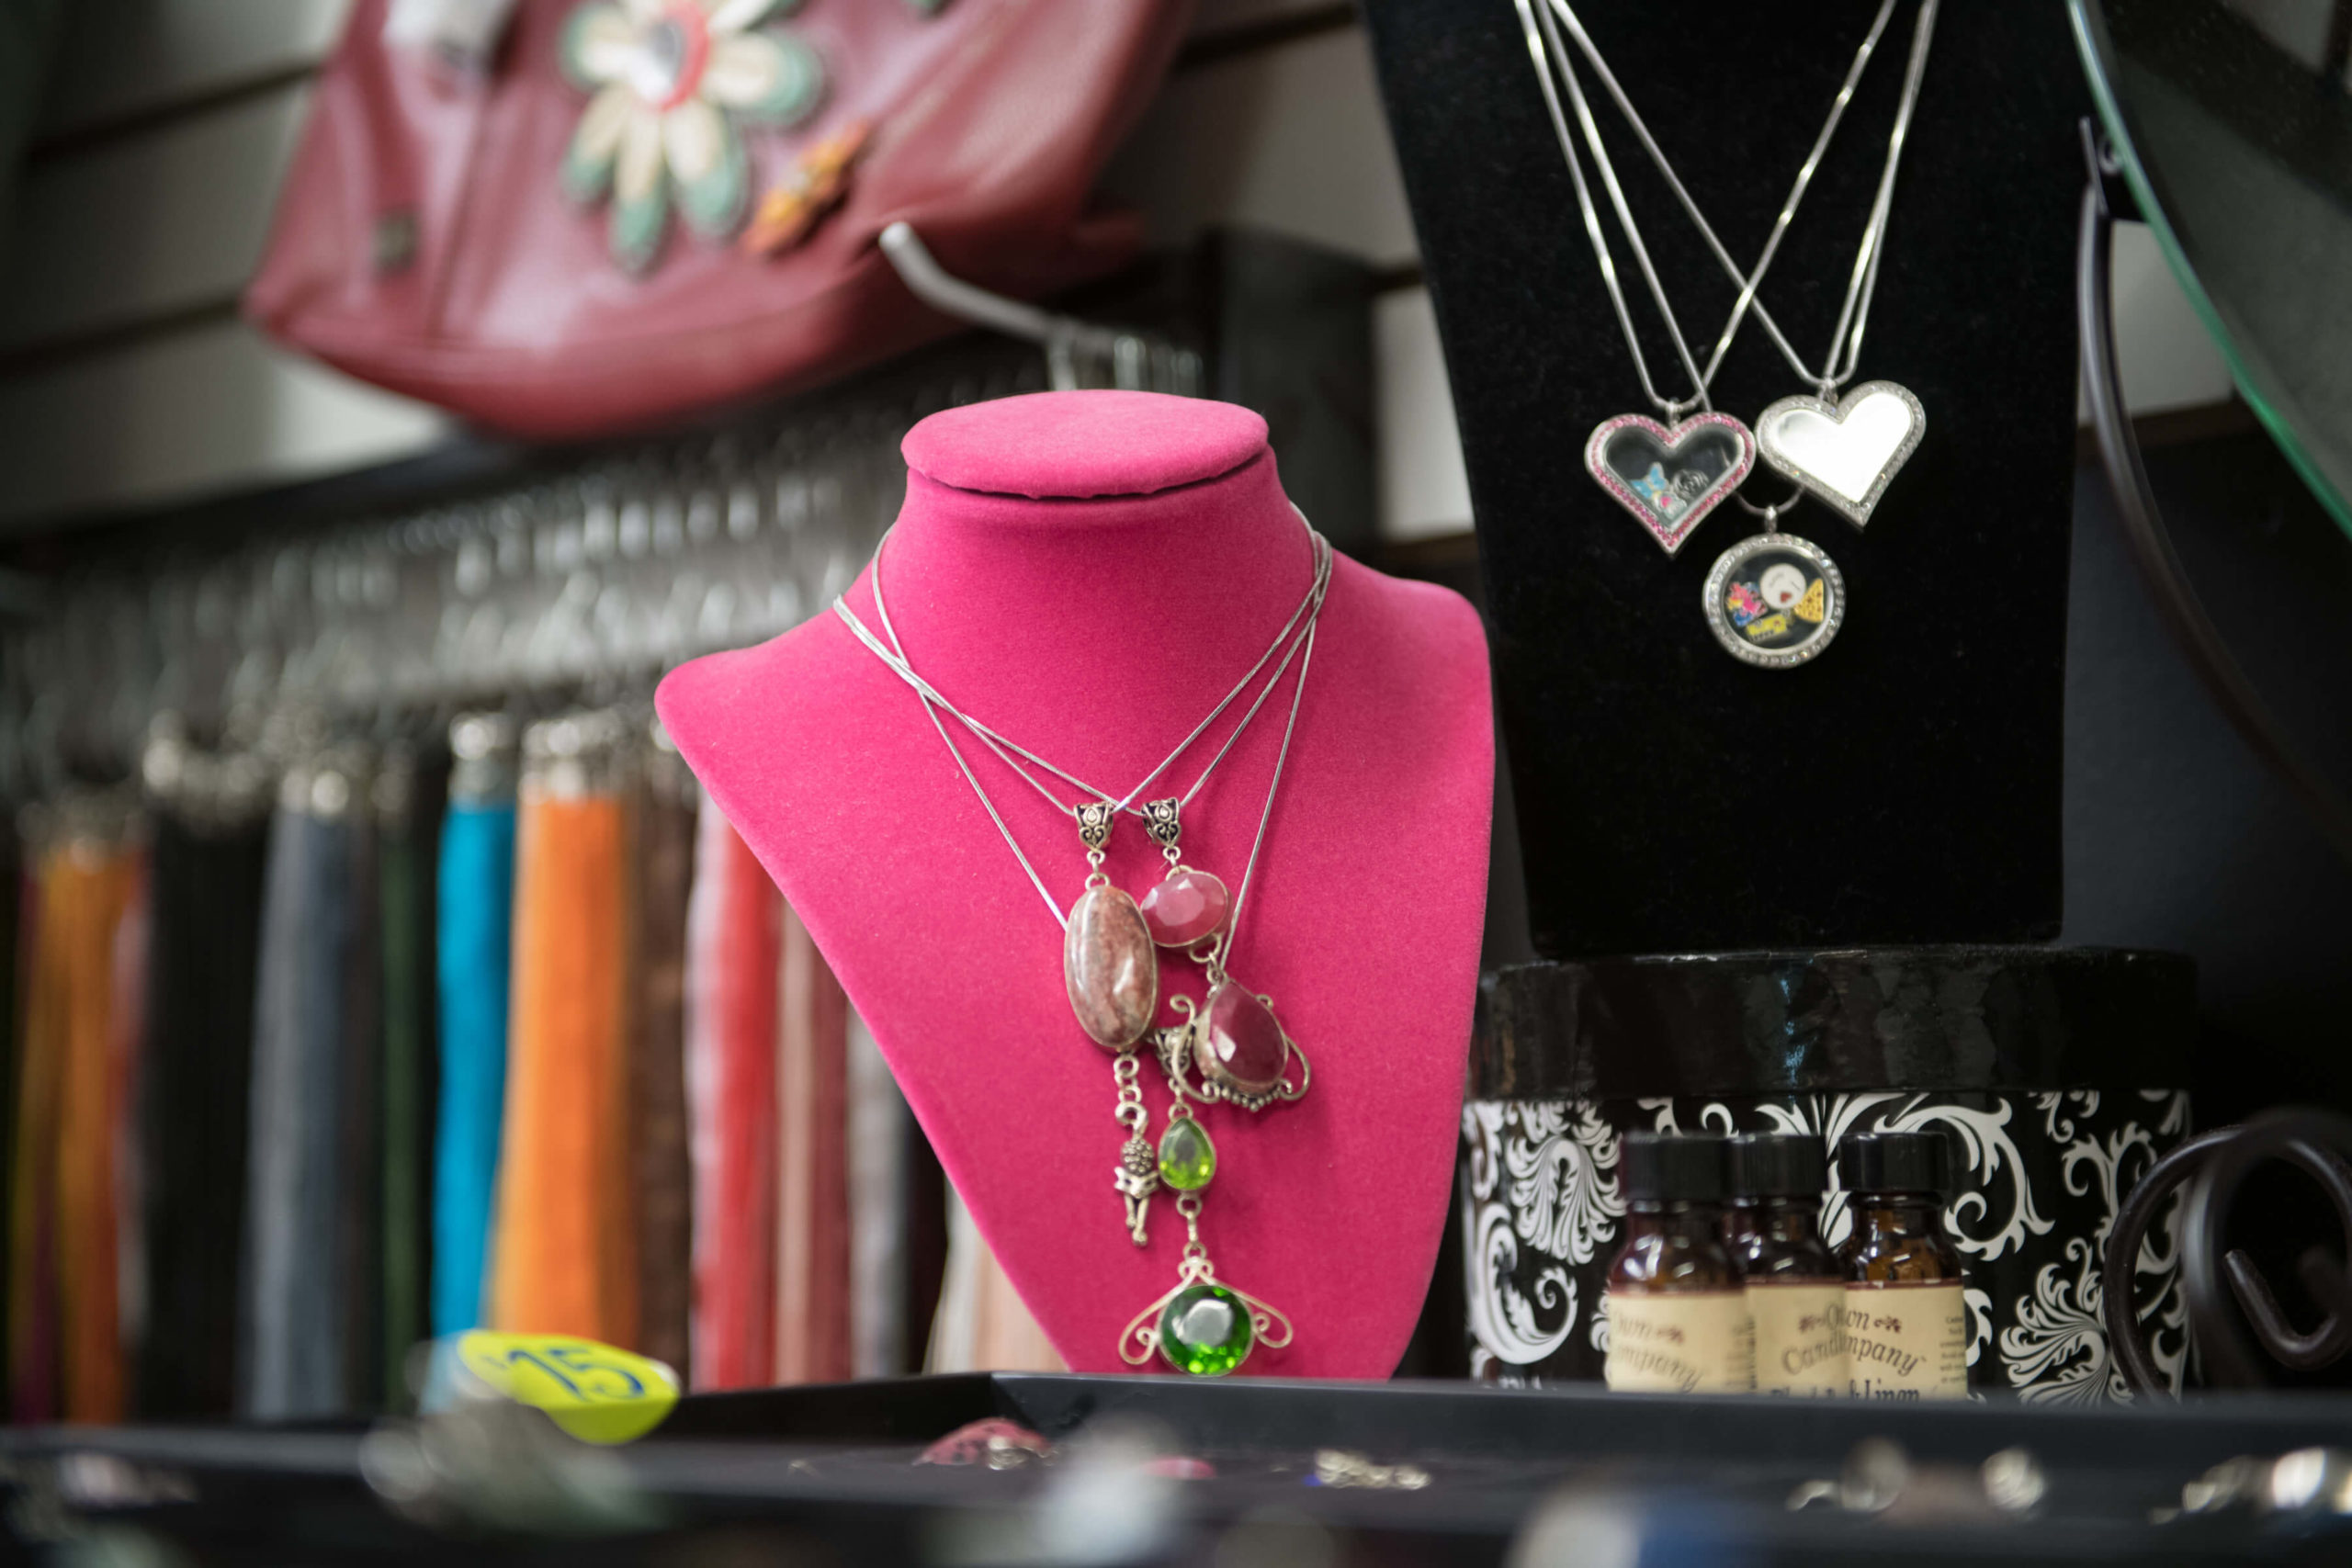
[1075,801,1114,852]
[1142,797,1182,853]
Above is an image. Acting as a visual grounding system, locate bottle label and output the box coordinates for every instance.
[1746,1280,1849,1395]
[1843,1281,1969,1398]
[1604,1289,1752,1393]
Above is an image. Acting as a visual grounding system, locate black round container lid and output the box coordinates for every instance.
[1838,1130,1952,1196]
[1470,947,2194,1100]
[1728,1133,1826,1199]
[1620,1133,1726,1203]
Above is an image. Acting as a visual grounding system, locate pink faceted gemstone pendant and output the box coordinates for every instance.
[1193,982,1290,1098]
[1139,868,1230,948]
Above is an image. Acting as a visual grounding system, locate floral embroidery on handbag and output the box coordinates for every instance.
[558,0,826,273]
[741,118,869,256]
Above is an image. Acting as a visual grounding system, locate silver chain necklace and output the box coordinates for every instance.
[1520,0,1893,421]
[1520,0,1938,668]
[834,517,1330,931]
[831,522,1325,1375]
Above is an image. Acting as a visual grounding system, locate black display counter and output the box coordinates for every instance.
[11,1373,2352,1564]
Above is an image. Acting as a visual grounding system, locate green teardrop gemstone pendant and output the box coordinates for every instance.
[1157,1284,1254,1376]
[1157,1116,1216,1191]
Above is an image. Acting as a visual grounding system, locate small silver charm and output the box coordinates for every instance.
[1111,1049,1154,1245]
[1115,1135,1159,1247]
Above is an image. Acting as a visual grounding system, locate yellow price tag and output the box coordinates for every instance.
[449,1332,680,1445]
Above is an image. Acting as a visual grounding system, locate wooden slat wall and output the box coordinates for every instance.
[0,317,447,528]
[1102,25,1418,269]
[0,0,2233,540]
[0,0,434,534]
[33,0,350,139]
[1,88,308,351]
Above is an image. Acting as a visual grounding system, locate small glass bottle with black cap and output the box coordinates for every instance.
[1836,1130,1970,1399]
[1603,1134,1752,1393]
[1725,1133,1848,1396]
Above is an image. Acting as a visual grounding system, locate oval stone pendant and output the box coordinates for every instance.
[1158,1283,1253,1376]
[1138,867,1229,947]
[1193,982,1290,1099]
[1063,885,1157,1049]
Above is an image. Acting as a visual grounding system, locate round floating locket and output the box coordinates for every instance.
[1702,532,1845,670]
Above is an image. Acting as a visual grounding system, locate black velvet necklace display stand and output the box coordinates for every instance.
[1363,0,2082,950]
[1360,4,2188,1393]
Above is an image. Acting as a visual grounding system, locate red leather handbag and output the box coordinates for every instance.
[245,0,1191,438]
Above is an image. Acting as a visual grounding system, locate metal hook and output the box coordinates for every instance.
[2109,1110,2352,1395]
[2222,1245,2352,1371]
[2186,1112,2352,1386]
[877,221,1126,392]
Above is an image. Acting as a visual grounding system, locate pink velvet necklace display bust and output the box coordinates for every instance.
[656,390,1492,1378]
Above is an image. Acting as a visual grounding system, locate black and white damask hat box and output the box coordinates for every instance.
[1460,948,2195,1403]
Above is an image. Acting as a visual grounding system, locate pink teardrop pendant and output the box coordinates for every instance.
[1139,867,1229,948]
[1193,981,1290,1099]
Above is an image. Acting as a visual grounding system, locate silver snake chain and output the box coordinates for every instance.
[872,517,1329,823]
[1518,0,1939,414]
[831,515,1328,949]
[835,510,1328,817]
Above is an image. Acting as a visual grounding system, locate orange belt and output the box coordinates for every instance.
[12,842,141,1424]
[489,789,637,1347]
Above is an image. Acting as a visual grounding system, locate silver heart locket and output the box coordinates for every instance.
[1754,380,1925,528]
[1583,412,1758,556]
